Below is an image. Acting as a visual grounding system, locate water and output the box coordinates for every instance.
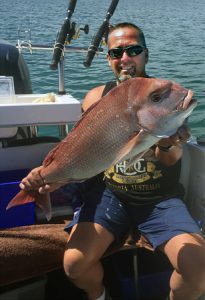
[0,0,204,137]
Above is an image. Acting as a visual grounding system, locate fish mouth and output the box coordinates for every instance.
[177,89,197,111]
[136,89,197,139]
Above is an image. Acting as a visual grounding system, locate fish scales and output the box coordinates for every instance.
[41,80,140,182]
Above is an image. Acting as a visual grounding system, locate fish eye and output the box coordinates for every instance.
[151,93,162,102]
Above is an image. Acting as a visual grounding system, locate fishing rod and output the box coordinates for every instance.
[83,0,119,68]
[50,0,78,70]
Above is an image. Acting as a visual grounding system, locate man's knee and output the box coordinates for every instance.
[188,262,205,292]
[178,238,205,292]
[63,249,95,280]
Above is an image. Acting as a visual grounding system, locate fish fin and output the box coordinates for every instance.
[6,190,35,210]
[125,151,149,170]
[6,190,52,221]
[35,192,52,221]
[125,148,154,170]
[109,130,146,167]
[124,131,160,170]
[108,129,160,170]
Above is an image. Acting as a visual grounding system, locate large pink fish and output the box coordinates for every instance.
[6,77,197,220]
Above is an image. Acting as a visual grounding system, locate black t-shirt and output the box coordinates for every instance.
[104,149,184,205]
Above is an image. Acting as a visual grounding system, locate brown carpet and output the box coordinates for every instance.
[0,223,153,287]
[0,224,68,286]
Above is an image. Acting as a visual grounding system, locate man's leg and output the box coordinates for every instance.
[63,222,114,300]
[161,233,205,300]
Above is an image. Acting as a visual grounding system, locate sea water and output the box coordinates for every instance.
[0,0,204,137]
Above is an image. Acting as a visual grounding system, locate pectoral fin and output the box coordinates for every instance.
[108,130,144,168]
[109,129,160,170]
[125,151,149,170]
[124,131,160,170]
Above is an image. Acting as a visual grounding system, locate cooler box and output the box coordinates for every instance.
[0,169,35,229]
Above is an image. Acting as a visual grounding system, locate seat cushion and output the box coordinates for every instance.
[0,224,68,286]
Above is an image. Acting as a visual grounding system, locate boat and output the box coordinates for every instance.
[0,1,204,299]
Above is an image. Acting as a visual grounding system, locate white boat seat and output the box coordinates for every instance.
[0,127,18,139]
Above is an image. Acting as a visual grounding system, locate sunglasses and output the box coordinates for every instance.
[108,44,145,59]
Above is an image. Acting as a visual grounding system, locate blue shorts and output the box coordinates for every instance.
[65,188,201,249]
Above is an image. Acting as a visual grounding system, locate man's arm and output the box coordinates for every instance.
[81,85,105,112]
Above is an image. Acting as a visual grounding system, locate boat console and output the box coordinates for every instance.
[0,93,81,171]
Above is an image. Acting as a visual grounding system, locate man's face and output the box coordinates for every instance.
[107,27,148,83]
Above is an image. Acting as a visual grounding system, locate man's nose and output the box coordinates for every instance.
[120,50,130,61]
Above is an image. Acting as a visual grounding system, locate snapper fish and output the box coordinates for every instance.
[6,77,197,220]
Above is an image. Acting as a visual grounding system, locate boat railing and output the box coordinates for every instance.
[16,40,103,95]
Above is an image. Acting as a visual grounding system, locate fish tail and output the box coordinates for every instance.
[6,190,35,210]
[6,190,52,221]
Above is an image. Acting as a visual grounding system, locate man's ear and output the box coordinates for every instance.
[144,48,149,64]
[106,53,111,66]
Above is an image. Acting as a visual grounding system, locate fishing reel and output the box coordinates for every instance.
[66,22,89,44]
[83,0,119,67]
[101,23,113,46]
[83,22,110,64]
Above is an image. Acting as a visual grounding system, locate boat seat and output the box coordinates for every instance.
[0,39,32,140]
[0,223,68,287]
[0,221,153,287]
[0,40,32,94]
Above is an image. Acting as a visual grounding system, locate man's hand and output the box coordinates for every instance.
[19,166,61,194]
[20,166,44,190]
[155,124,191,165]
[157,124,191,148]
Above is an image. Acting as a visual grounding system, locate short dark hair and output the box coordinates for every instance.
[107,22,147,48]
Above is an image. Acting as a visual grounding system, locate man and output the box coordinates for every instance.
[20,23,205,300]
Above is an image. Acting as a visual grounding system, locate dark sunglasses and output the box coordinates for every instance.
[108,44,145,59]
